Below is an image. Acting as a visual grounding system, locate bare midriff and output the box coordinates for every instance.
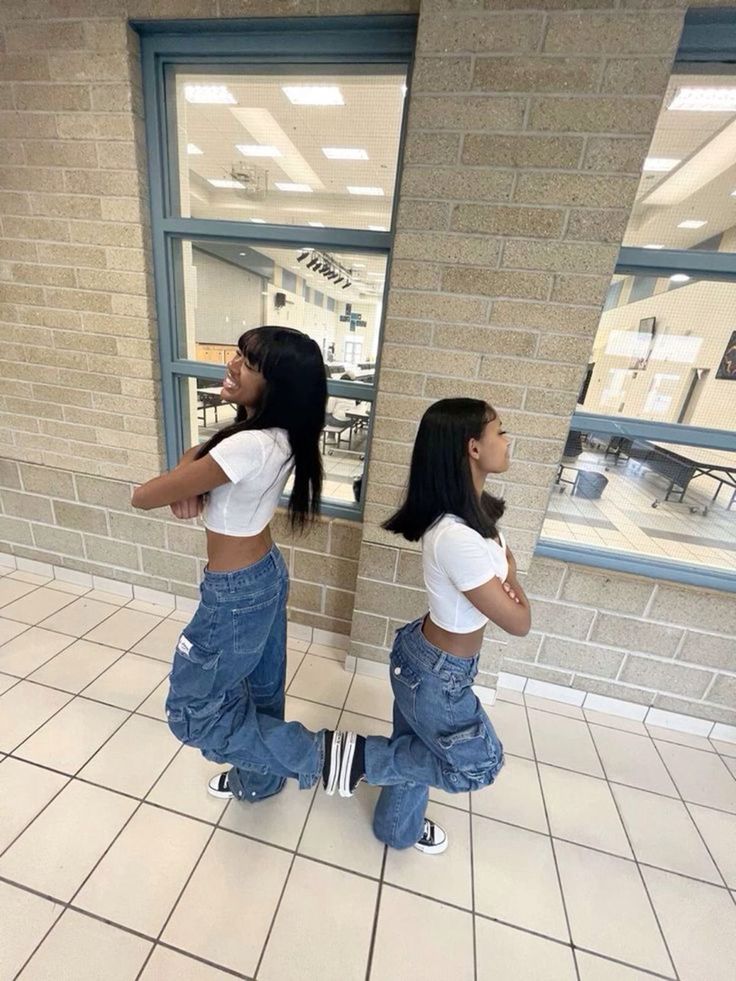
[205,525,273,572]
[422,614,484,659]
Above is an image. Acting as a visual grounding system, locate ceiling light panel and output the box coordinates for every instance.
[643,157,681,172]
[282,85,344,106]
[669,87,736,112]
[275,182,312,193]
[187,143,203,155]
[236,145,282,157]
[348,186,384,196]
[677,219,707,229]
[322,147,369,160]
[185,84,236,104]
[208,179,244,189]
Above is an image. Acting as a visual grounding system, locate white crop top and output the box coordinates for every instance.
[203,428,293,536]
[422,514,508,633]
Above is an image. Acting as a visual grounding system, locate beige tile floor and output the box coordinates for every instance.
[0,568,735,980]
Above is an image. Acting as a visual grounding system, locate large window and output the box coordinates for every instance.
[137,16,416,517]
[537,22,736,592]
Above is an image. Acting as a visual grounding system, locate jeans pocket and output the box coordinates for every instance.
[232,587,282,656]
[438,721,502,789]
[390,654,422,720]
[169,625,221,702]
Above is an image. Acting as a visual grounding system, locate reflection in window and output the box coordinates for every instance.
[575,279,736,433]
[175,240,384,372]
[171,70,406,231]
[623,69,736,252]
[543,431,736,574]
[178,378,371,508]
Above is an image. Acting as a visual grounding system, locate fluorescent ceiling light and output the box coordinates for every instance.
[677,219,706,229]
[322,147,368,160]
[348,186,384,196]
[236,144,282,157]
[186,143,203,155]
[401,84,408,96]
[368,224,387,231]
[208,178,244,189]
[282,85,344,106]
[731,190,736,197]
[249,217,266,223]
[308,221,325,227]
[669,86,736,112]
[184,84,236,105]
[643,244,664,249]
[670,273,690,282]
[275,182,312,193]
[643,157,680,172]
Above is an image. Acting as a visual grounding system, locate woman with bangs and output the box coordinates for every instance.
[132,325,332,802]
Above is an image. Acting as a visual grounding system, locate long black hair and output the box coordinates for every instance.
[196,326,327,529]
[383,398,505,542]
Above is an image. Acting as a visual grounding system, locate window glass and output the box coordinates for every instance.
[175,240,385,369]
[178,377,373,508]
[541,429,736,574]
[171,69,406,231]
[574,275,736,432]
[622,68,736,251]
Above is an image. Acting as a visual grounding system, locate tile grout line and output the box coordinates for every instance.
[468,794,478,981]
[252,656,358,979]
[646,735,736,901]
[363,847,388,981]
[521,697,582,981]
[582,713,681,981]
[0,867,688,981]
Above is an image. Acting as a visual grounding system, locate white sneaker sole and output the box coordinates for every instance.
[338,731,357,798]
[207,773,234,800]
[414,833,448,855]
[325,731,342,796]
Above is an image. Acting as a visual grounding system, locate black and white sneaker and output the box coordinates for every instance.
[207,772,234,799]
[323,730,366,797]
[414,819,448,855]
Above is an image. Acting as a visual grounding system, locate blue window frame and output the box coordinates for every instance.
[134,15,416,520]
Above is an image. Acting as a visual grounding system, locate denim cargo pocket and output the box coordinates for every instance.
[169,604,220,701]
[437,721,501,789]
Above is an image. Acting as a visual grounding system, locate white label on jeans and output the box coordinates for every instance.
[177,635,192,655]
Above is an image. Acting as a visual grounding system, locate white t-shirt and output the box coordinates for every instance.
[422,514,508,633]
[202,428,292,536]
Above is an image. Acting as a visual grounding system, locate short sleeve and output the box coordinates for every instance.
[433,523,498,592]
[208,430,266,484]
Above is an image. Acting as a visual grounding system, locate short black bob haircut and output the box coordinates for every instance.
[383,397,505,542]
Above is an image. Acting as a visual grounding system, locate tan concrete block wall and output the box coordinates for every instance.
[0,455,361,635]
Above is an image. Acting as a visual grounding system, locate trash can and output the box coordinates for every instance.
[572,472,608,500]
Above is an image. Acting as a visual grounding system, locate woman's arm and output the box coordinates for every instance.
[131,454,230,511]
[464,551,532,638]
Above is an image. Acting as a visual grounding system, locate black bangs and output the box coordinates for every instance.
[237,327,266,369]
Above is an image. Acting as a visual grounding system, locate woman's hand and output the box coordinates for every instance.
[503,581,521,604]
[170,496,203,520]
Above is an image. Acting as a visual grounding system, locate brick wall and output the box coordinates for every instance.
[0,456,360,635]
[0,0,734,722]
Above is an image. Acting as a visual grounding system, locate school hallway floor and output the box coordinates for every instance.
[1,568,735,981]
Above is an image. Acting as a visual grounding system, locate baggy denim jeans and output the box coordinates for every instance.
[165,546,324,799]
[369,618,505,849]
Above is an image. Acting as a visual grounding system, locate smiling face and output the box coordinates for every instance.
[468,413,511,477]
[221,348,266,411]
